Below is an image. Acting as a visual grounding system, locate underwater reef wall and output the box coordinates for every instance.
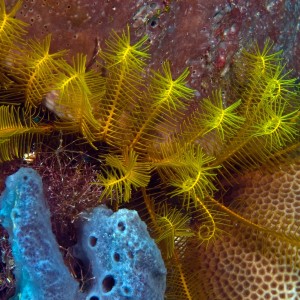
[8,0,300,96]
[0,0,299,299]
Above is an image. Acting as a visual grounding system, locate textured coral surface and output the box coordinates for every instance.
[198,162,300,299]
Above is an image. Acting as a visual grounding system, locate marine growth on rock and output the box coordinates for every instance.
[0,0,299,299]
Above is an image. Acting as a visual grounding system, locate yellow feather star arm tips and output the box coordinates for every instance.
[260,64,298,104]
[128,61,194,150]
[98,27,149,143]
[12,35,67,109]
[152,144,219,208]
[0,0,27,45]
[95,149,151,203]
[149,142,219,198]
[210,50,299,176]
[155,204,193,259]
[102,25,150,70]
[251,103,299,148]
[181,90,245,144]
[0,0,27,85]
[201,93,245,139]
[150,61,193,109]
[0,106,51,162]
[236,40,299,119]
[55,54,90,98]
[212,99,299,174]
[51,54,104,146]
[241,39,282,75]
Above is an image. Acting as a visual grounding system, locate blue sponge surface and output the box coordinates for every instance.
[0,168,166,300]
[74,206,167,300]
[0,168,79,300]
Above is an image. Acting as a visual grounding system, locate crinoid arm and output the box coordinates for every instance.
[94,148,151,203]
[98,26,150,146]
[0,105,51,162]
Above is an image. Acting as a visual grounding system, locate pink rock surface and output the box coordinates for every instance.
[9,0,299,98]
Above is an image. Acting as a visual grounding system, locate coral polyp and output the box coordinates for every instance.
[0,0,299,299]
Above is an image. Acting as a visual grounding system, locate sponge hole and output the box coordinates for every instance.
[11,209,21,220]
[127,251,134,259]
[113,252,120,262]
[89,235,98,247]
[102,275,115,293]
[117,221,125,231]
[123,286,131,295]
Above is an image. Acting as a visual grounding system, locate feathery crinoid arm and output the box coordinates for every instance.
[95,148,151,204]
[179,90,245,148]
[155,204,194,259]
[98,26,150,147]
[167,146,218,208]
[150,141,219,209]
[251,101,299,148]
[150,199,230,300]
[126,61,194,151]
[0,0,26,43]
[0,0,27,86]
[51,53,105,147]
[232,39,283,111]
[0,105,51,162]
[160,199,231,300]
[133,193,203,300]
[8,35,67,111]
[210,41,299,180]
[0,0,27,53]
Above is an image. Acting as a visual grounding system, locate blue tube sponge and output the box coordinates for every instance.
[0,167,166,299]
[0,168,80,300]
[74,206,167,300]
